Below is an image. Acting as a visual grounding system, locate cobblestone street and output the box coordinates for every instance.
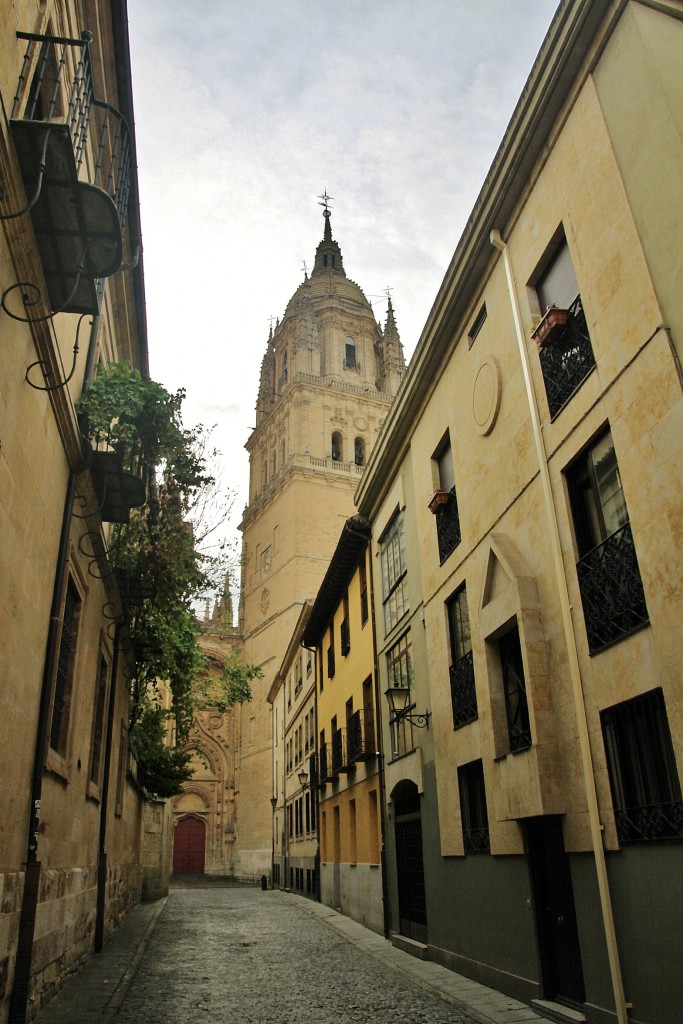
[117,888,474,1024]
[36,885,552,1024]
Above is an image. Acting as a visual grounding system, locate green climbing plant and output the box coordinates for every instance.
[77,362,256,798]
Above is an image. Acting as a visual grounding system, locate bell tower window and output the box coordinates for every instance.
[344,337,358,370]
[331,432,342,462]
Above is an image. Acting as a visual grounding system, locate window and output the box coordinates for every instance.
[327,624,335,679]
[279,349,288,388]
[271,449,277,477]
[458,760,490,852]
[431,436,460,562]
[280,438,286,466]
[354,436,365,466]
[380,512,409,633]
[344,336,359,370]
[50,576,82,758]
[359,556,369,626]
[601,689,683,843]
[387,631,414,758]
[340,592,350,655]
[89,652,110,789]
[468,304,487,347]
[447,587,476,728]
[499,624,531,752]
[331,431,342,462]
[533,234,596,418]
[566,428,648,653]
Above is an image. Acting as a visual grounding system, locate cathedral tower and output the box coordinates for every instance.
[235,200,405,874]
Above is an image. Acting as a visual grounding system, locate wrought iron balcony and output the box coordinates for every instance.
[4,31,132,317]
[449,650,477,729]
[430,487,461,563]
[576,521,649,654]
[537,296,596,418]
[347,709,377,763]
[463,825,491,854]
[615,802,683,844]
[332,728,352,774]
[319,743,337,783]
[89,449,146,524]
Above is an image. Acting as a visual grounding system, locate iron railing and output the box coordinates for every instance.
[576,521,649,653]
[331,728,350,773]
[12,31,132,226]
[449,650,477,728]
[435,487,461,563]
[615,802,683,844]
[347,709,376,762]
[538,295,595,418]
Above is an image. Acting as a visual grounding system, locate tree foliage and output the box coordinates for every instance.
[77,362,257,798]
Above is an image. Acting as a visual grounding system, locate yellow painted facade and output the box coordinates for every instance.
[303,519,385,935]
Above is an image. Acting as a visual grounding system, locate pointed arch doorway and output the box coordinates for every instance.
[173,815,206,874]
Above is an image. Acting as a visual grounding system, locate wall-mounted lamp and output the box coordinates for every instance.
[297,770,309,789]
[270,796,278,809]
[384,685,431,729]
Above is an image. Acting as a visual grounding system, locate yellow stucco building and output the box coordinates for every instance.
[302,517,385,934]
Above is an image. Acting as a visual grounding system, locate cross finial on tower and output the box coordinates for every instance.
[318,190,334,214]
[301,259,309,278]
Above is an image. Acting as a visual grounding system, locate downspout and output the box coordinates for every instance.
[94,625,121,951]
[367,543,391,940]
[490,229,628,1024]
[9,307,103,1024]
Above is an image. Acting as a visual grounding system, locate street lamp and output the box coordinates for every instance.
[297,769,309,789]
[384,685,431,728]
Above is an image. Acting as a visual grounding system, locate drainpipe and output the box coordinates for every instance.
[9,308,103,1024]
[94,625,121,951]
[367,544,391,940]
[490,229,628,1024]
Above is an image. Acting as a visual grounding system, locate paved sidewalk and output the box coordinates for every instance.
[35,885,555,1024]
[281,892,552,1024]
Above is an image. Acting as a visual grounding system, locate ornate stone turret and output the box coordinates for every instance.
[377,295,406,396]
[312,202,345,277]
[255,327,275,424]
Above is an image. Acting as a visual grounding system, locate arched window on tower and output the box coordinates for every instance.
[331,432,342,462]
[261,454,268,489]
[279,350,288,389]
[280,438,286,466]
[271,449,277,477]
[354,437,365,466]
[344,337,358,371]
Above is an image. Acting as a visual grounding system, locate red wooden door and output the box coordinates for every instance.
[173,816,206,873]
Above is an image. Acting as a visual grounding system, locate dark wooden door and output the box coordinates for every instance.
[526,816,585,1007]
[173,816,206,873]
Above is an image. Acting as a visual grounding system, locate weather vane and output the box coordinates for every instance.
[318,190,334,214]
[384,286,393,300]
[301,259,309,276]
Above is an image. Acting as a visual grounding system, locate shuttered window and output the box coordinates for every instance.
[537,238,579,311]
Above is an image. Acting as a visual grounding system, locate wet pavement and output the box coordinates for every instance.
[36,883,552,1024]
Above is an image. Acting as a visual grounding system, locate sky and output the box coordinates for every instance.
[126,0,560,559]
